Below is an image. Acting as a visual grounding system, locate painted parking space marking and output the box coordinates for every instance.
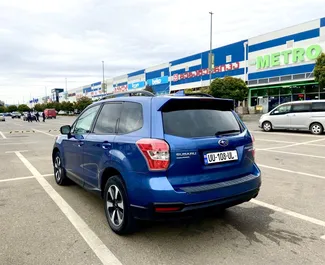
[252,131,323,138]
[0,176,35,183]
[251,199,325,239]
[256,138,325,147]
[259,137,325,151]
[0,141,37,146]
[257,149,325,159]
[14,151,123,265]
[0,131,7,139]
[258,164,325,180]
[32,129,56,137]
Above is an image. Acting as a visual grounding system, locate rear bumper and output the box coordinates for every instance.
[128,166,261,220]
[131,188,259,221]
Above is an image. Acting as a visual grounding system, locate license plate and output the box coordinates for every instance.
[204,150,238,165]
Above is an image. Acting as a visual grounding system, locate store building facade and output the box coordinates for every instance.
[36,17,325,111]
[247,18,325,113]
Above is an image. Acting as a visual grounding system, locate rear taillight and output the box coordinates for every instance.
[136,138,170,171]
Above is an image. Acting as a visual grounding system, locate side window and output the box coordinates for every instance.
[312,102,325,112]
[93,103,122,134]
[118,102,143,134]
[73,105,101,135]
[291,104,310,113]
[272,104,291,115]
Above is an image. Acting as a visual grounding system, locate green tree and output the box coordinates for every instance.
[34,103,45,112]
[75,97,93,111]
[210,76,248,101]
[0,106,7,113]
[314,53,325,89]
[18,104,30,112]
[7,105,18,112]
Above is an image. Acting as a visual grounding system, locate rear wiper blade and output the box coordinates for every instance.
[215,130,240,136]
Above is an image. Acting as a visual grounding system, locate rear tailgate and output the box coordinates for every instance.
[160,97,254,190]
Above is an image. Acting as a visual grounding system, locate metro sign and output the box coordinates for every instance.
[172,62,240,82]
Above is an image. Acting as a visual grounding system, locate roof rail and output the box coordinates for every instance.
[101,90,155,100]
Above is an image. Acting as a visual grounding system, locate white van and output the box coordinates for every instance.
[259,100,325,135]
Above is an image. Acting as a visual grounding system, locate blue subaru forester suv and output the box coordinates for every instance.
[52,91,261,234]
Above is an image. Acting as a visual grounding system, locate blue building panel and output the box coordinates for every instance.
[145,67,169,80]
[248,64,315,80]
[202,40,247,69]
[128,69,145,78]
[170,53,201,66]
[115,82,127,86]
[91,81,101,86]
[321,17,325,27]
[249,29,320,52]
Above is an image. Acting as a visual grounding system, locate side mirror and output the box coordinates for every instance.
[60,125,71,135]
[272,110,279,115]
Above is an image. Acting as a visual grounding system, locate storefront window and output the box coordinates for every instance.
[292,86,305,94]
[320,93,325,99]
[268,96,279,110]
[257,89,267,97]
[251,97,258,107]
[305,84,319,93]
[280,87,292,95]
[306,94,319,100]
[251,90,258,97]
[280,95,291,104]
[267,88,278,96]
[293,94,305,101]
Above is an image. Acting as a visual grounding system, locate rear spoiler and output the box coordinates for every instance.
[158,97,234,112]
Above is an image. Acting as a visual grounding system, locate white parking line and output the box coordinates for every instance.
[0,176,35,183]
[257,149,325,159]
[0,142,37,146]
[252,131,322,138]
[260,138,325,151]
[258,164,325,180]
[256,138,325,147]
[0,131,7,139]
[32,129,56,137]
[14,151,123,265]
[251,199,325,238]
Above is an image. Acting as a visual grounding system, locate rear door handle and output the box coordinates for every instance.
[102,142,112,150]
[78,141,84,147]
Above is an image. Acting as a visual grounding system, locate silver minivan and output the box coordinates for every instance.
[259,100,325,135]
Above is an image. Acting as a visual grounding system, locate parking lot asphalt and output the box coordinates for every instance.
[0,117,325,265]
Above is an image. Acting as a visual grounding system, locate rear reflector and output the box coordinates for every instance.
[155,207,181,213]
[136,138,170,171]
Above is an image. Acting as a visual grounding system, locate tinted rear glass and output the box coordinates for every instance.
[162,99,241,138]
[312,102,325,112]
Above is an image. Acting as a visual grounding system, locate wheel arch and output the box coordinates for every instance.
[100,167,127,198]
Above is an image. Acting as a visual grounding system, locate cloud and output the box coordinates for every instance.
[0,0,324,103]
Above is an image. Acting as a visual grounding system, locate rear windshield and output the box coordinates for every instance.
[162,99,241,138]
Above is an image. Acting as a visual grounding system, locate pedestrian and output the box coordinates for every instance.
[42,111,46,122]
[35,112,40,122]
[27,111,32,122]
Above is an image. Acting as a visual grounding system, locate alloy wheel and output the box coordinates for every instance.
[106,185,124,227]
[263,122,271,131]
[54,156,62,182]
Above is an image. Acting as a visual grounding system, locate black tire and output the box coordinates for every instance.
[53,152,70,185]
[262,121,272,132]
[310,122,324,135]
[104,175,136,235]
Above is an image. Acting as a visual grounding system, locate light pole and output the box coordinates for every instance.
[209,11,213,86]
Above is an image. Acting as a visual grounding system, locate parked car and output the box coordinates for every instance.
[259,100,325,135]
[11,112,21,119]
[44,109,57,119]
[0,113,5,121]
[52,91,261,234]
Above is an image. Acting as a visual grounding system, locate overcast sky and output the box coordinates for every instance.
[0,0,324,104]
